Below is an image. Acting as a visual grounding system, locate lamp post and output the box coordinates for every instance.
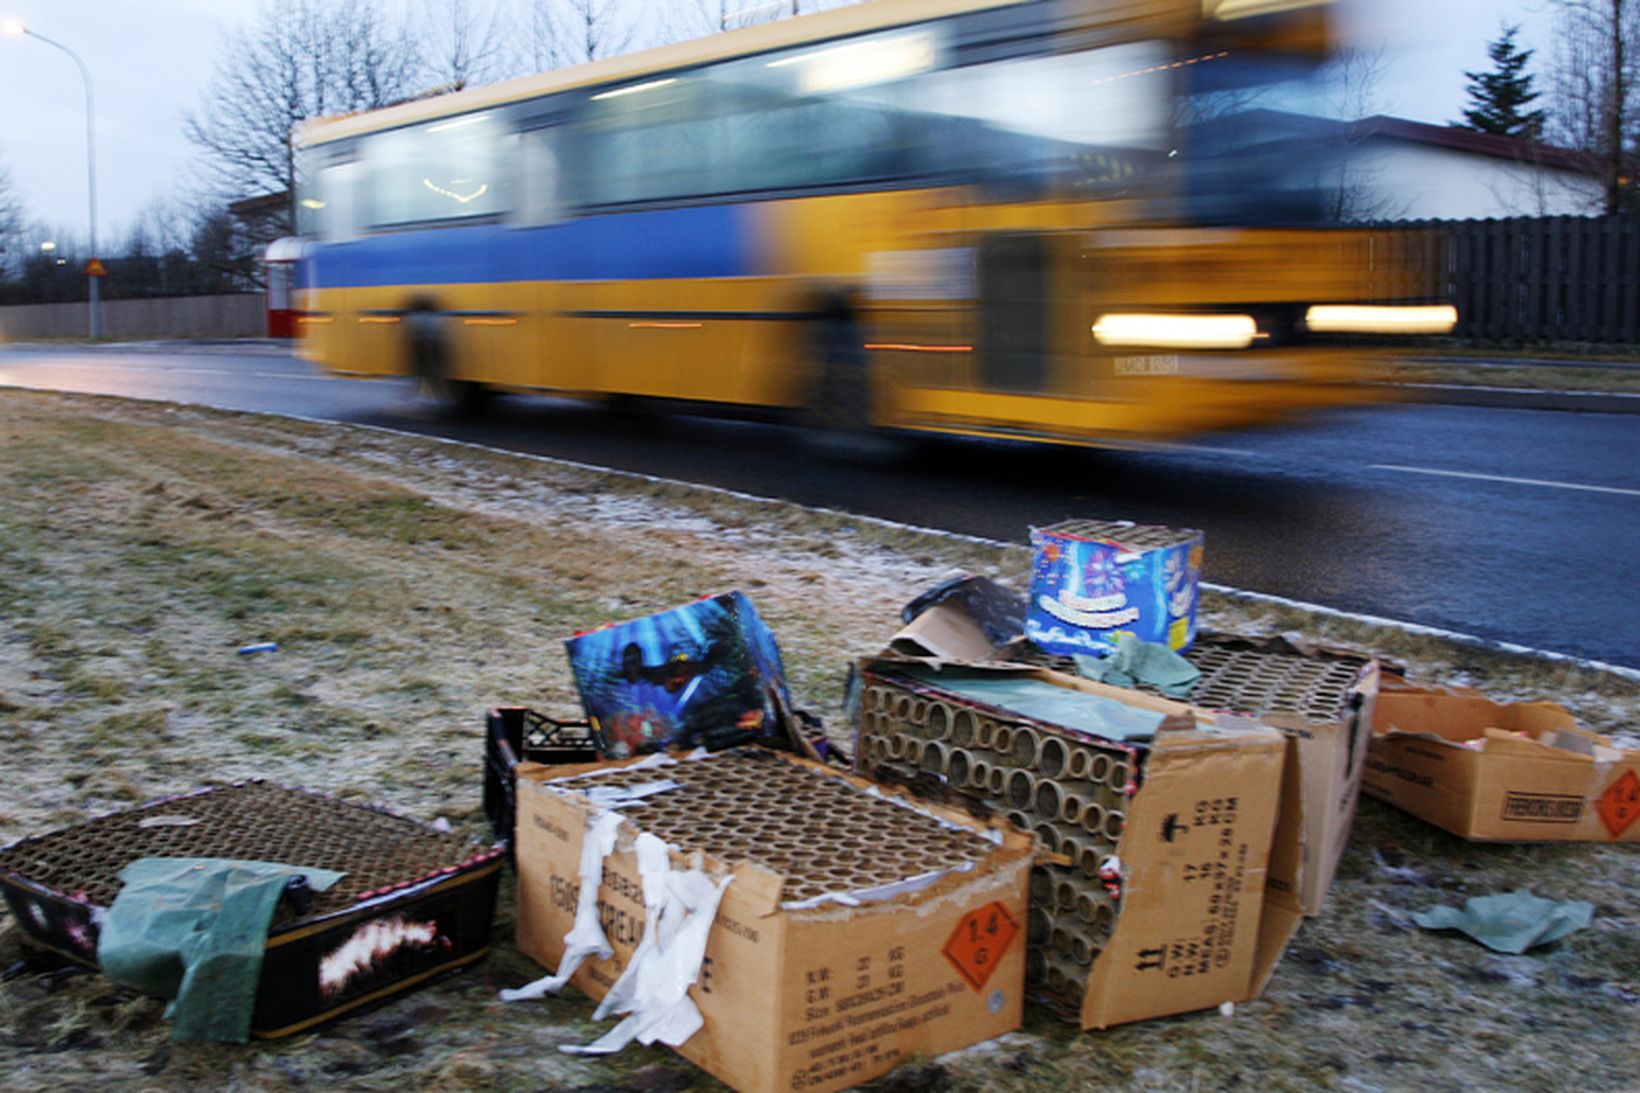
[3,18,100,339]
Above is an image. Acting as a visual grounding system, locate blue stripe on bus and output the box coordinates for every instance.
[307,204,759,289]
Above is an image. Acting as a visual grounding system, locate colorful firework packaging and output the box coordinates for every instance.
[1025,520,1203,659]
[565,591,793,756]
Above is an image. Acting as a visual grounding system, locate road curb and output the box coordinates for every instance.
[1379,383,1640,414]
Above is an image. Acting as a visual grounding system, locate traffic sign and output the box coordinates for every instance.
[84,258,107,277]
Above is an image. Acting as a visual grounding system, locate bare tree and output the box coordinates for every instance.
[184,0,422,234]
[0,152,25,279]
[522,0,638,67]
[1318,47,1405,221]
[1547,0,1640,212]
[420,0,515,89]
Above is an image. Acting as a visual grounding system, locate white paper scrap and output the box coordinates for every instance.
[499,809,623,1002]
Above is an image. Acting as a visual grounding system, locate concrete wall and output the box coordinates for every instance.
[0,294,265,340]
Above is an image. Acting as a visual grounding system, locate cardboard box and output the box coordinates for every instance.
[514,750,1034,1093]
[1366,681,1640,842]
[883,569,1373,919]
[565,591,792,755]
[1172,635,1379,919]
[1025,520,1203,658]
[853,658,1292,1029]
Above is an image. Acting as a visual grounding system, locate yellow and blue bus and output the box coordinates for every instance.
[291,0,1452,444]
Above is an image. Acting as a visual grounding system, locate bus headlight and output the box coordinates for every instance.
[1092,313,1259,350]
[1304,304,1458,334]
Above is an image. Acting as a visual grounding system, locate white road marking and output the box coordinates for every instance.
[1370,463,1640,498]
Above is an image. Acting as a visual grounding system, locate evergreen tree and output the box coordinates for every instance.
[1457,24,1548,140]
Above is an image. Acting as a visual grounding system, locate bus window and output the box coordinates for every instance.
[901,41,1170,197]
[511,127,561,226]
[315,160,361,241]
[362,111,507,227]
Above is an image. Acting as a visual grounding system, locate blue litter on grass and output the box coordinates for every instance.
[237,642,278,656]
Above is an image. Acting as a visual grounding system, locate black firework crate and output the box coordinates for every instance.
[483,706,603,849]
[0,780,505,1038]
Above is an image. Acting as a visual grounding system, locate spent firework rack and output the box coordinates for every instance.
[541,748,1000,906]
[853,668,1140,1011]
[0,781,504,1037]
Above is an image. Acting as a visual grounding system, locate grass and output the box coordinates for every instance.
[0,388,1635,1091]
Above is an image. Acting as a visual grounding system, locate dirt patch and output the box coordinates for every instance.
[1,389,1635,1091]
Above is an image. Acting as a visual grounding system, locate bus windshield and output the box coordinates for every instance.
[1176,51,1337,226]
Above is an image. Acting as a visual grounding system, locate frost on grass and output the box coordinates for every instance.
[0,389,1635,1092]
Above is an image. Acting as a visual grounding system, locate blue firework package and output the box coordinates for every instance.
[1024,520,1204,658]
[565,591,792,755]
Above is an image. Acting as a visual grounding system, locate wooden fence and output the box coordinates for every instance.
[0,294,264,341]
[1414,215,1640,346]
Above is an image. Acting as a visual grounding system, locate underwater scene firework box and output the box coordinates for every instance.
[0,781,504,1038]
[1025,520,1203,658]
[565,590,793,756]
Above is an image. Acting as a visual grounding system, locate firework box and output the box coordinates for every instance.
[1365,680,1640,842]
[565,591,792,756]
[1024,520,1204,658]
[0,782,504,1039]
[851,656,1293,1029]
[512,750,1034,1093]
[1123,633,1381,920]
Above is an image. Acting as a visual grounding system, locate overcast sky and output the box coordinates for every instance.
[0,0,1562,249]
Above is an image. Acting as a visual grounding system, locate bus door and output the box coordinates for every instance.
[976,232,1051,394]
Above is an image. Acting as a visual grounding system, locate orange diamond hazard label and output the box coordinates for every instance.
[1595,770,1640,838]
[942,902,1019,991]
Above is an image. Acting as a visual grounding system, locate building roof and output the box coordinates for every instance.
[1345,115,1594,174]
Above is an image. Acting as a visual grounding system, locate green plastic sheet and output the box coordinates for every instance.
[97,857,343,1042]
[1411,889,1594,954]
[900,664,1193,742]
[1073,634,1202,699]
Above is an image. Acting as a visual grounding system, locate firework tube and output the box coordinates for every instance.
[1011,725,1043,768]
[919,740,948,774]
[951,708,977,747]
[1038,735,1069,778]
[925,700,954,741]
[1006,769,1036,810]
[1034,779,1066,823]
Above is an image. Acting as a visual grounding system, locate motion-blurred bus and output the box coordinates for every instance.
[291,0,1452,444]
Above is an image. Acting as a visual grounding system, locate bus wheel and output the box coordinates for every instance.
[407,305,489,417]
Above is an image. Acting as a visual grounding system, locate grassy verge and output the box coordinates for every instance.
[1,390,1635,1091]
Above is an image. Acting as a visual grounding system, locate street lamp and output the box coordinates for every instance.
[4,18,100,339]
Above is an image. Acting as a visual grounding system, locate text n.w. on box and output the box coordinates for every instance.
[1364,681,1640,842]
[513,749,1034,1093]
[1069,717,1288,1027]
[1178,633,1381,921]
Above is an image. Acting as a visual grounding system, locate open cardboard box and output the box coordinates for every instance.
[1365,678,1640,842]
[513,749,1034,1093]
[888,594,1377,920]
[853,655,1295,1028]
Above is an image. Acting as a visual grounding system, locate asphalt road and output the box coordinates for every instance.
[3,342,1637,669]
